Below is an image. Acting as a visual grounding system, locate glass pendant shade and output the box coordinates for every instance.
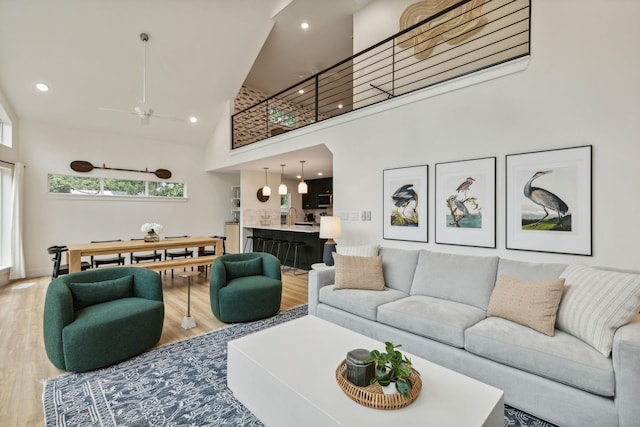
[278,164,287,195]
[298,160,308,194]
[262,168,271,196]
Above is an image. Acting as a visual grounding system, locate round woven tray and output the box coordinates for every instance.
[335,360,422,410]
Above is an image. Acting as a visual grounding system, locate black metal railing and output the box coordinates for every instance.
[232,0,530,149]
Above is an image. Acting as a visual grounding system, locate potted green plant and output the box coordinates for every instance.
[366,342,419,397]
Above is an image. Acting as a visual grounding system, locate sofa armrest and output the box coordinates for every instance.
[308,268,335,315]
[613,315,640,427]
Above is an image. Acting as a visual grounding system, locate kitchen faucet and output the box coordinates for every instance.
[286,207,298,227]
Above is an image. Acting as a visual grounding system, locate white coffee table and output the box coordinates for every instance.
[228,315,503,427]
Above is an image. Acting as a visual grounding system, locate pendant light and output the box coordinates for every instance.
[278,164,288,195]
[262,167,271,197]
[298,160,308,194]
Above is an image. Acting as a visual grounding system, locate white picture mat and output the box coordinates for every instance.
[506,145,592,255]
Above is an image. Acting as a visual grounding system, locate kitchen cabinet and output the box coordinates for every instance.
[302,178,332,209]
[225,222,240,254]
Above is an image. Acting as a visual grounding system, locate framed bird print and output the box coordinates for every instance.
[506,145,592,255]
[435,157,496,248]
[383,165,428,242]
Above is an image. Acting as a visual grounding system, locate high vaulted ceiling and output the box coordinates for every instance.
[0,0,369,148]
[0,0,289,145]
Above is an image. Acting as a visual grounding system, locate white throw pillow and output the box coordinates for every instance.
[336,244,380,257]
[556,264,640,357]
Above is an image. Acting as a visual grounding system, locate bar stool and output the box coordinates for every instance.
[244,235,261,253]
[259,237,273,253]
[283,241,306,275]
[270,239,287,262]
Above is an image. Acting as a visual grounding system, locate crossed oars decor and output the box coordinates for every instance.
[70,160,172,179]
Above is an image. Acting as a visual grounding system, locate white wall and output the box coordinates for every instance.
[207,0,640,271]
[19,120,235,277]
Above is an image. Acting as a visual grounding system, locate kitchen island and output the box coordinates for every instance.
[244,225,325,271]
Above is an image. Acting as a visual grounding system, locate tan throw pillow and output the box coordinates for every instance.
[487,275,565,336]
[332,253,386,290]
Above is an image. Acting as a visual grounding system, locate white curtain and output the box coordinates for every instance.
[9,162,25,280]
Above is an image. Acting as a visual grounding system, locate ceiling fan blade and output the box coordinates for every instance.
[98,107,137,115]
[152,113,186,122]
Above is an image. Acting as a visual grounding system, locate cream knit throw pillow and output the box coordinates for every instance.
[332,253,385,290]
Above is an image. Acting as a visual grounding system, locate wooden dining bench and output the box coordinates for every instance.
[125,255,217,272]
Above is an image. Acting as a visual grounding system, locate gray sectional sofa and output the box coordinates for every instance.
[308,247,640,427]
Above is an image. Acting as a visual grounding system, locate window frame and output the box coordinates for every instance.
[47,173,188,201]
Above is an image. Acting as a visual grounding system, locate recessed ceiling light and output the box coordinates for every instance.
[189,116,198,123]
[301,22,309,30]
[338,104,343,109]
[298,89,305,94]
[317,172,323,176]
[36,82,49,92]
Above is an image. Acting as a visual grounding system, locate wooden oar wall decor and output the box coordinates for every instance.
[70,160,172,179]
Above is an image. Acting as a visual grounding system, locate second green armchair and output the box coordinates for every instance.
[209,252,282,323]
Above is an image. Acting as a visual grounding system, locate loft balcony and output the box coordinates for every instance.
[232,0,530,150]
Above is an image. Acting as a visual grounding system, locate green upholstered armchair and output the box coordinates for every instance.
[210,252,282,323]
[43,267,164,372]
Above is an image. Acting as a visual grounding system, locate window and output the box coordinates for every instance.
[269,107,296,128]
[48,174,186,199]
[0,165,11,267]
[0,109,13,148]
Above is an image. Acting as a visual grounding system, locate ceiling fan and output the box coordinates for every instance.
[99,33,185,125]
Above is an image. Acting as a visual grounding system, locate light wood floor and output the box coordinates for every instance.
[0,269,309,426]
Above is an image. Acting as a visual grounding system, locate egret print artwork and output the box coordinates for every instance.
[383,165,428,242]
[391,183,419,226]
[445,176,482,228]
[522,169,571,231]
[506,145,591,255]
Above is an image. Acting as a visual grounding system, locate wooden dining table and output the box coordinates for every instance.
[66,236,223,273]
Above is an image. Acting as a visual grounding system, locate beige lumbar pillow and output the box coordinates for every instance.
[487,275,565,336]
[332,253,385,291]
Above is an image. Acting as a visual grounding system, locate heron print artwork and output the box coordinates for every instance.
[383,165,428,242]
[435,157,496,248]
[506,146,592,255]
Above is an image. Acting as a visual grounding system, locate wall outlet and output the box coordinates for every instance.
[349,212,360,221]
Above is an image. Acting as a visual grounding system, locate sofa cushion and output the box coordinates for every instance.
[319,285,407,321]
[487,275,565,336]
[378,247,420,294]
[336,244,380,257]
[465,317,615,397]
[378,295,486,348]
[224,257,263,281]
[410,250,499,311]
[333,253,385,290]
[557,263,640,357]
[497,258,567,281]
[69,275,134,310]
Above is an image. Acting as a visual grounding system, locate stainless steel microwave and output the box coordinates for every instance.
[318,193,333,207]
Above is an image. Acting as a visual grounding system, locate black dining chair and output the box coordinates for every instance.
[47,245,91,279]
[90,239,126,268]
[129,239,163,264]
[164,235,194,277]
[198,235,226,275]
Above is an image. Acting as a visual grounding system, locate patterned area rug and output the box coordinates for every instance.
[43,305,556,427]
